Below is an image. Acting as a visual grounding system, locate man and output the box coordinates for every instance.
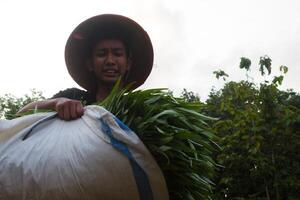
[18,14,153,121]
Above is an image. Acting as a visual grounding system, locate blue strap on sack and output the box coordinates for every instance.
[99,118,153,200]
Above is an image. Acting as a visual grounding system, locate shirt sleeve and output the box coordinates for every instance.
[52,88,87,101]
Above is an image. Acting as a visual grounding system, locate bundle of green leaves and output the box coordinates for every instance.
[100,85,219,200]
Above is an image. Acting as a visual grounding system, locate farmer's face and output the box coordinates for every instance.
[88,39,131,84]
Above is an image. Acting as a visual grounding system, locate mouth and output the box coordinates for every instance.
[102,69,120,77]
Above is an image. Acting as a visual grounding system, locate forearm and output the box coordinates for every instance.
[17,99,59,114]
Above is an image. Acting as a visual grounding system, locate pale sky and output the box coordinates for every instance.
[1,0,299,100]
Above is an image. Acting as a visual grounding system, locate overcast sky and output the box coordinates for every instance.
[1,0,299,100]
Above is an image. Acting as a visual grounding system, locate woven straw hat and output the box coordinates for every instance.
[65,14,153,91]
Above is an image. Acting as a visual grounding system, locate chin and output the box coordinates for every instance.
[99,78,119,85]
[97,75,124,86]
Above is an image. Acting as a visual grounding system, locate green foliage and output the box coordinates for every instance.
[272,75,284,86]
[213,70,229,81]
[240,57,252,71]
[0,89,45,119]
[203,58,300,199]
[181,88,200,103]
[259,55,272,76]
[280,65,288,74]
[100,85,219,200]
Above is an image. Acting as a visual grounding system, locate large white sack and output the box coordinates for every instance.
[0,105,168,200]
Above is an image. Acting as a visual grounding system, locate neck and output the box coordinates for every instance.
[95,83,113,102]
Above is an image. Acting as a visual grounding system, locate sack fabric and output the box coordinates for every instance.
[0,105,168,200]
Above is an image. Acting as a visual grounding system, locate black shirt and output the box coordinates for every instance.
[52,88,96,105]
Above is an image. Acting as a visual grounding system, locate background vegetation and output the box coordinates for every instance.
[1,56,299,199]
[183,56,300,200]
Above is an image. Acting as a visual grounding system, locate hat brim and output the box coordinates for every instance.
[65,14,154,91]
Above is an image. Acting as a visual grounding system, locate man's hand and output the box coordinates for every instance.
[54,98,84,120]
[18,98,84,121]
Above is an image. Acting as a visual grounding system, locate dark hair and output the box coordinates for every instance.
[87,31,131,59]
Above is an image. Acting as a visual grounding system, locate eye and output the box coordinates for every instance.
[114,50,125,57]
[95,50,106,57]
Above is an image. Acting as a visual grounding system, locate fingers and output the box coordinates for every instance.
[76,102,84,116]
[57,104,65,120]
[70,102,76,119]
[55,98,84,121]
[63,104,71,121]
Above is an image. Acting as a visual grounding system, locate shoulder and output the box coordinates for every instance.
[52,88,86,99]
[52,88,95,104]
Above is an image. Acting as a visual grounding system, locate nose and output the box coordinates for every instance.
[106,53,116,66]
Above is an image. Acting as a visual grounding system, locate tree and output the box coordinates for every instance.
[0,89,45,119]
[204,57,300,199]
[181,88,200,102]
